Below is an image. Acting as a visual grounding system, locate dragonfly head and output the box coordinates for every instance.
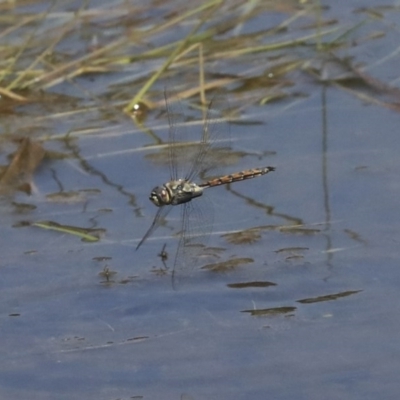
[150,186,171,207]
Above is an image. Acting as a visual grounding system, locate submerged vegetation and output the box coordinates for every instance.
[1,1,399,116]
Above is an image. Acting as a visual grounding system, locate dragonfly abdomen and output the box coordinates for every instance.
[200,166,275,188]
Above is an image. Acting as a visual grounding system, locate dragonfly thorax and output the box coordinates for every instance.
[150,179,204,207]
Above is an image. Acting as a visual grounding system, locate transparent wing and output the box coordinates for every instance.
[172,195,214,288]
[164,90,231,183]
[165,90,180,181]
[186,97,230,182]
[136,205,173,250]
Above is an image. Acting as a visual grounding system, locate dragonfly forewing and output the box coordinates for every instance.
[136,205,173,250]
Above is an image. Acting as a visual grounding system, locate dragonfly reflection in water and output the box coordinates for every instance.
[136,93,275,282]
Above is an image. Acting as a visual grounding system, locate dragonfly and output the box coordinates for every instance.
[136,92,275,282]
